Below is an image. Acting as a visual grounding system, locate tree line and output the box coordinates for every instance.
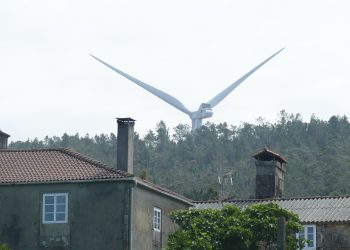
[9,111,350,200]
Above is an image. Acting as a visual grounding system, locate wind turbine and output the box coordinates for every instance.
[91,48,284,131]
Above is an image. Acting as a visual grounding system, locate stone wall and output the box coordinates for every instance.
[317,223,350,249]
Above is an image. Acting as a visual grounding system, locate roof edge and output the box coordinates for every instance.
[0,177,135,186]
[0,130,10,138]
[253,147,288,164]
[134,178,194,206]
[195,194,350,204]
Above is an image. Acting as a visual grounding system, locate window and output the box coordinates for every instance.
[153,207,161,232]
[43,193,68,223]
[152,207,162,249]
[296,225,316,250]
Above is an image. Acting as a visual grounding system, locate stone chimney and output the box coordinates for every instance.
[0,130,10,149]
[253,148,287,199]
[116,118,135,174]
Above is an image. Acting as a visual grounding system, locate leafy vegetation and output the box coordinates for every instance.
[9,111,350,200]
[165,203,306,250]
[0,243,10,250]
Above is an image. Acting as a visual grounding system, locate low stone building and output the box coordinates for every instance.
[196,148,350,250]
[0,119,193,250]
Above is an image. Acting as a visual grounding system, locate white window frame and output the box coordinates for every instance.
[296,224,316,250]
[42,193,68,224]
[153,207,162,232]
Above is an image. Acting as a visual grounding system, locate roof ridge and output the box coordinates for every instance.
[58,148,133,177]
[281,195,350,200]
[193,199,220,203]
[0,148,59,152]
[214,195,350,203]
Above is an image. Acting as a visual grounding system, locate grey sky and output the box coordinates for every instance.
[1,0,349,141]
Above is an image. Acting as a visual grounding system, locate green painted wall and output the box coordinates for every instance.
[0,181,131,250]
[0,180,192,250]
[131,185,190,250]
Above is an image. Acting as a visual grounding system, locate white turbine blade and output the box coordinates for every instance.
[208,48,285,108]
[90,54,192,115]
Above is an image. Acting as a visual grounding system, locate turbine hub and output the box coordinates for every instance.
[190,103,213,119]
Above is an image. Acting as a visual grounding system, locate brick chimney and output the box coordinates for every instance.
[0,130,10,149]
[253,148,287,199]
[116,118,135,174]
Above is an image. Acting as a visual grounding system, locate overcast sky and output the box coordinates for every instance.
[1,0,349,141]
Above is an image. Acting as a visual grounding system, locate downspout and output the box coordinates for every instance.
[128,181,135,250]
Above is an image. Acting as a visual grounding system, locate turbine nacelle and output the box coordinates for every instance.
[190,103,213,120]
[91,48,284,131]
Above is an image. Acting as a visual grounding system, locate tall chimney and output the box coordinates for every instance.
[116,118,135,174]
[0,130,10,149]
[253,148,287,199]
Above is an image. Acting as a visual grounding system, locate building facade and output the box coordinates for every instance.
[0,173,191,250]
[196,196,350,249]
[196,148,350,250]
[0,120,192,250]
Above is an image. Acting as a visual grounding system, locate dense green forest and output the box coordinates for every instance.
[9,111,350,200]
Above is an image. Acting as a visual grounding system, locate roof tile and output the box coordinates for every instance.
[195,196,350,223]
[0,148,131,184]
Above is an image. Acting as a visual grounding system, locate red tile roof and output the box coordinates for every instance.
[0,148,194,205]
[0,148,132,184]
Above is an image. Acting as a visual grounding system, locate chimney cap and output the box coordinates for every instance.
[253,148,287,164]
[0,130,10,138]
[116,117,136,125]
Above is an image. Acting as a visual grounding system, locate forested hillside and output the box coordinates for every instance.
[9,111,350,200]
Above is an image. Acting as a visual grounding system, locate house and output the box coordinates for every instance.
[195,148,350,250]
[0,119,193,250]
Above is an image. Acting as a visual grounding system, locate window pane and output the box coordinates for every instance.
[45,196,54,204]
[45,204,54,213]
[307,232,314,239]
[153,208,161,231]
[56,204,66,212]
[307,239,314,247]
[45,213,54,221]
[56,213,66,221]
[307,226,314,247]
[298,231,305,240]
[56,195,66,204]
[43,193,68,223]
